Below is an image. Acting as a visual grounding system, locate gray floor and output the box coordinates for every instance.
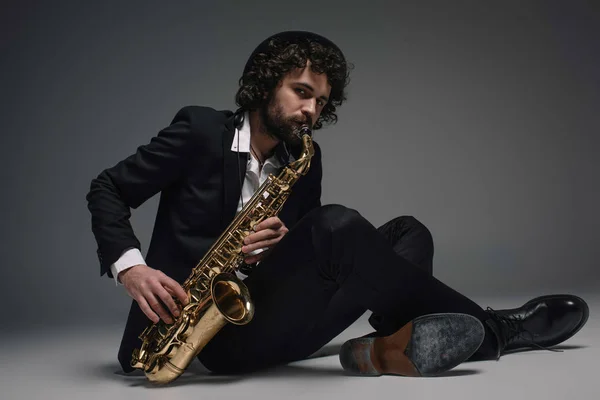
[2,293,598,400]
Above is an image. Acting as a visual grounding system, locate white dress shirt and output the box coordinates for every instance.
[110,112,283,285]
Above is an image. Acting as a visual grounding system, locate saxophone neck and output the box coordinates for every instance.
[287,133,314,175]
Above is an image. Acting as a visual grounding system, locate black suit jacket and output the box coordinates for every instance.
[86,105,322,281]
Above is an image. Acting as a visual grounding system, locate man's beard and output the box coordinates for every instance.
[259,97,310,146]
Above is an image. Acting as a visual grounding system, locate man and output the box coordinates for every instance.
[87,31,589,377]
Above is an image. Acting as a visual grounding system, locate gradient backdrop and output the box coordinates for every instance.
[1,1,598,335]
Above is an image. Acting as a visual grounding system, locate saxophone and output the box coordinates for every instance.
[130,127,315,384]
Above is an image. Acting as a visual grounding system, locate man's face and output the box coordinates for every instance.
[260,61,332,145]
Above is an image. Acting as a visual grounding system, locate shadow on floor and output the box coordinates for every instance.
[86,358,482,389]
[87,361,246,388]
[83,343,587,387]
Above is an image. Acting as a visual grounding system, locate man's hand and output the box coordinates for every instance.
[242,217,289,264]
[119,264,189,324]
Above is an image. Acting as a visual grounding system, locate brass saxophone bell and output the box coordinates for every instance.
[210,272,254,325]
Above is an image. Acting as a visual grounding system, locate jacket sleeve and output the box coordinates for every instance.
[86,106,203,278]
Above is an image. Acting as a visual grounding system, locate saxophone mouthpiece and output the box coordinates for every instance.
[300,116,313,137]
[301,126,312,137]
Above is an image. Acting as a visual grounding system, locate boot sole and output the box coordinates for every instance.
[339,313,485,377]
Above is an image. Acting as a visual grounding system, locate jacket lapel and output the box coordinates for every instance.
[221,117,248,229]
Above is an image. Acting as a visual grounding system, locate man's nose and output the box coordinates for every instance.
[301,99,316,119]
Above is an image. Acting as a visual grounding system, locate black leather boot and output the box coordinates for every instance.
[484,294,589,359]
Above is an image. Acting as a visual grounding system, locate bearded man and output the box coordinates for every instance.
[86,31,588,378]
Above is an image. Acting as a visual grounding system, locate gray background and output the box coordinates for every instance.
[1,0,598,335]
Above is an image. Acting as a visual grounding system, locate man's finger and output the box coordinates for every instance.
[136,296,160,324]
[155,285,181,318]
[163,277,189,306]
[146,292,173,324]
[243,236,281,253]
[244,229,278,245]
[244,252,264,264]
[254,217,283,231]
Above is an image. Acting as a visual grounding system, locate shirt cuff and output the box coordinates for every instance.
[110,248,146,286]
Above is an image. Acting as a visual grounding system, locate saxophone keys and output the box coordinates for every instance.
[157,323,166,332]
[190,287,202,301]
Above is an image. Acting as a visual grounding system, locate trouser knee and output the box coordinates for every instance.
[302,204,373,278]
[307,204,370,251]
[377,215,434,276]
[308,204,365,236]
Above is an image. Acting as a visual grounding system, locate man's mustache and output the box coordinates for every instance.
[291,116,312,127]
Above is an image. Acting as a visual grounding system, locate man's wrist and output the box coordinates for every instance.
[118,264,142,284]
[110,248,146,285]
[117,268,130,284]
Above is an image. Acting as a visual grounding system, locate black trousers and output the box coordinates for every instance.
[197,205,497,373]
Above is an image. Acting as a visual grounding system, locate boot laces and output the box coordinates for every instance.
[486,307,562,354]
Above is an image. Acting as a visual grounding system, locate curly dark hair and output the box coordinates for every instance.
[235,32,353,130]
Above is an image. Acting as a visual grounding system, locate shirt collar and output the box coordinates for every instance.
[230,111,293,169]
[230,111,251,153]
